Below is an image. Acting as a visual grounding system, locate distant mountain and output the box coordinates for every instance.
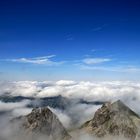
[0,95,72,110]
[81,100,140,140]
[12,107,71,140]
[0,95,104,110]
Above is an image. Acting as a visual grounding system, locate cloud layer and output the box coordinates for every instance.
[0,80,140,121]
[1,80,140,104]
[0,80,140,140]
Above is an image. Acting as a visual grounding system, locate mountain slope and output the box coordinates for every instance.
[81,100,140,140]
[12,107,71,140]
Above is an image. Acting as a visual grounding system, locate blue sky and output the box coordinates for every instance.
[0,0,140,81]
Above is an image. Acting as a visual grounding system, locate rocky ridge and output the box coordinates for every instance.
[13,107,71,140]
[81,100,140,140]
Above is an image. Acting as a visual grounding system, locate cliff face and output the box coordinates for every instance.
[81,100,140,140]
[13,107,71,140]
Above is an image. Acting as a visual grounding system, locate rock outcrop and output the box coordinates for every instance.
[81,100,140,140]
[13,107,71,140]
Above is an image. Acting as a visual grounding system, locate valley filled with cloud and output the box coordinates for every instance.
[0,80,140,127]
[0,80,140,140]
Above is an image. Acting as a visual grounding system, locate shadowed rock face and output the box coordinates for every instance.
[81,100,140,140]
[13,107,71,140]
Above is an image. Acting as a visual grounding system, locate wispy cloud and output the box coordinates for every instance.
[81,65,140,73]
[66,34,74,41]
[92,24,108,32]
[6,55,64,66]
[83,58,111,65]
[92,27,103,32]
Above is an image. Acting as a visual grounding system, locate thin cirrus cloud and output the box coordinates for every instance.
[81,65,140,73]
[82,58,111,65]
[80,56,140,73]
[92,24,108,32]
[6,55,65,66]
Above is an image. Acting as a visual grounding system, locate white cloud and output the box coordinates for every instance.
[49,107,72,129]
[0,100,30,112]
[56,80,77,86]
[1,81,42,97]
[67,103,101,127]
[12,107,32,117]
[6,55,64,66]
[0,80,140,114]
[81,65,140,73]
[1,80,140,132]
[37,85,64,97]
[0,80,140,140]
[82,58,111,65]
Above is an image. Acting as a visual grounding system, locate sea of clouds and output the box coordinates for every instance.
[1,80,140,102]
[0,80,140,140]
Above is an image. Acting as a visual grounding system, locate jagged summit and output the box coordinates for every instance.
[81,100,140,140]
[111,100,131,110]
[112,99,125,108]
[111,100,140,117]
[13,107,71,140]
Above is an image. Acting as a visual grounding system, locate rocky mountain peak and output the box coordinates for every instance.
[111,100,131,111]
[81,100,140,140]
[13,107,71,140]
[23,107,56,132]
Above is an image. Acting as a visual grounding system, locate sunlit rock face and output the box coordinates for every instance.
[12,107,71,140]
[81,100,140,140]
